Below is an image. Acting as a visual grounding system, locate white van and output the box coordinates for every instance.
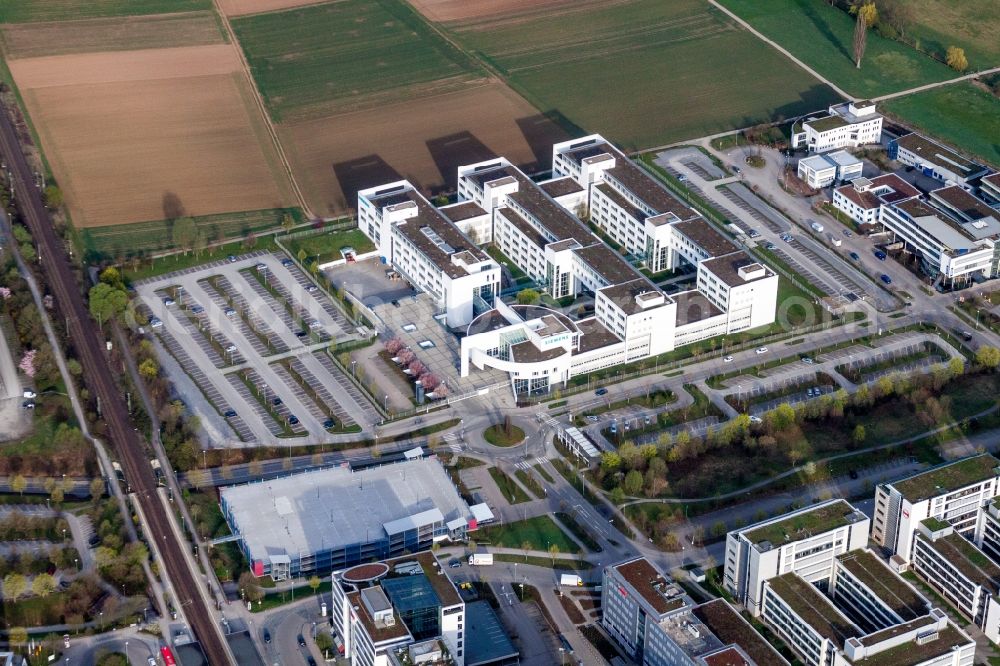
[810,221,824,233]
[829,234,842,247]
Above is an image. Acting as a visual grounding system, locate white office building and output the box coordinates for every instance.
[889,133,990,189]
[725,499,870,616]
[357,181,500,328]
[872,454,1000,565]
[797,151,864,189]
[791,100,883,153]
[330,552,470,666]
[832,174,920,226]
[980,172,1000,205]
[602,557,787,666]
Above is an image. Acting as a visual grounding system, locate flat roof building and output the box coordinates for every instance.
[792,101,883,153]
[331,551,472,666]
[797,151,864,189]
[221,457,473,580]
[872,454,1000,565]
[833,174,921,226]
[725,500,869,615]
[888,133,990,188]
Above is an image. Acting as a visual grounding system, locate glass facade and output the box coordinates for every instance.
[381,575,441,641]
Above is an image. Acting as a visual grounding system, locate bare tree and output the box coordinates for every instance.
[851,2,878,68]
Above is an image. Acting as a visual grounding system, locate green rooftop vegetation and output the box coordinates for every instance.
[924,532,1000,588]
[893,454,1000,501]
[743,500,858,547]
[767,574,858,645]
[921,516,950,532]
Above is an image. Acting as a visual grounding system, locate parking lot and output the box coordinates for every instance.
[326,257,417,307]
[137,252,379,447]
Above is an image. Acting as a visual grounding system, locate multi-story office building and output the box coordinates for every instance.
[872,454,1000,565]
[724,499,870,616]
[797,151,864,189]
[357,181,500,328]
[440,135,778,396]
[330,552,497,666]
[878,196,1000,287]
[602,558,787,666]
[791,100,883,153]
[910,518,1000,643]
[832,174,920,226]
[980,173,1000,205]
[831,550,932,633]
[888,133,990,189]
[974,497,1000,562]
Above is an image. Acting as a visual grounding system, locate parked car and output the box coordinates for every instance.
[22,400,35,409]
[609,422,618,434]
[272,397,282,406]
[747,228,760,238]
[723,355,734,363]
[765,243,777,250]
[191,305,205,314]
[849,252,860,261]
[755,347,768,354]
[874,249,886,260]
[149,317,163,328]
[677,174,688,182]
[323,418,335,429]
[298,634,306,647]
[880,273,892,284]
[263,629,271,643]
[224,307,236,317]
[162,297,175,306]
[281,258,294,267]
[801,357,814,365]
[223,409,237,418]
[306,284,318,293]
[227,255,237,263]
[843,229,852,237]
[749,415,762,424]
[450,559,462,568]
[288,415,299,425]
[585,415,600,422]
[595,387,608,396]
[256,262,268,271]
[22,389,36,399]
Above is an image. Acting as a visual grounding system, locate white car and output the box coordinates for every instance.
[755,347,768,354]
[749,415,763,424]
[149,317,163,328]
[723,355,734,363]
[22,389,36,399]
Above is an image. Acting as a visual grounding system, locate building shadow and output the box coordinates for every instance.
[515,110,582,173]
[425,131,500,196]
[332,155,404,213]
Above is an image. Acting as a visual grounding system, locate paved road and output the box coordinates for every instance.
[0,100,232,664]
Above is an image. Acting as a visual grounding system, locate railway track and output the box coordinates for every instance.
[0,101,233,665]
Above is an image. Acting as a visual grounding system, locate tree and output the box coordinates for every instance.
[516,288,540,305]
[623,470,643,496]
[852,424,867,445]
[90,477,105,501]
[10,475,26,496]
[309,575,321,594]
[138,358,159,380]
[171,216,197,253]
[851,2,878,68]
[88,282,128,329]
[32,573,57,597]
[7,627,27,651]
[42,185,63,209]
[281,212,296,233]
[976,346,1000,370]
[238,572,264,603]
[51,487,64,504]
[548,543,560,564]
[3,573,26,600]
[946,46,968,72]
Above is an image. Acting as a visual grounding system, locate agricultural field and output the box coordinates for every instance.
[0,12,225,59]
[4,23,295,232]
[279,81,567,214]
[446,0,843,150]
[714,0,956,98]
[407,0,576,23]
[217,0,327,18]
[231,0,485,122]
[900,0,1000,71]
[0,0,210,23]
[883,83,1000,168]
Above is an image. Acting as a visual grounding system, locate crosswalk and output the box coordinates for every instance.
[442,431,463,453]
[514,458,547,471]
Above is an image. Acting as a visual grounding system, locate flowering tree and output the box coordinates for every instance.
[397,349,415,365]
[384,337,404,355]
[407,360,426,377]
[18,350,36,377]
[430,383,449,399]
[0,287,10,300]
[418,373,440,391]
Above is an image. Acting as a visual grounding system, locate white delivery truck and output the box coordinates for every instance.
[829,234,842,247]
[560,574,584,587]
[810,221,824,233]
[469,553,493,566]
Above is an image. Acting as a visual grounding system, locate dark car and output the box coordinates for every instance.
[298,634,306,647]
[849,469,859,480]
[874,249,887,260]
[849,252,860,261]
[595,387,608,396]
[288,415,299,425]
[263,629,271,643]
[307,658,316,666]
[880,273,892,284]
[323,418,335,429]
[272,397,282,406]
[223,409,237,418]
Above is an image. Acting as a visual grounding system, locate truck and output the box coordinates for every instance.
[469,553,493,566]
[560,574,584,587]
[810,221,824,233]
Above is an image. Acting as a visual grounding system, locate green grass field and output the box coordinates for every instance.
[450,0,841,151]
[901,0,1000,71]
[81,207,301,260]
[714,0,956,98]
[232,0,484,121]
[884,83,1000,168]
[283,227,375,265]
[475,515,580,553]
[0,0,210,23]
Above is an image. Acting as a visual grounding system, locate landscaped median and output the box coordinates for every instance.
[473,515,581,555]
[482,421,525,447]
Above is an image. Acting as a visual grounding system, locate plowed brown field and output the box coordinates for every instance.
[9,44,293,227]
[279,82,569,216]
[216,0,327,17]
